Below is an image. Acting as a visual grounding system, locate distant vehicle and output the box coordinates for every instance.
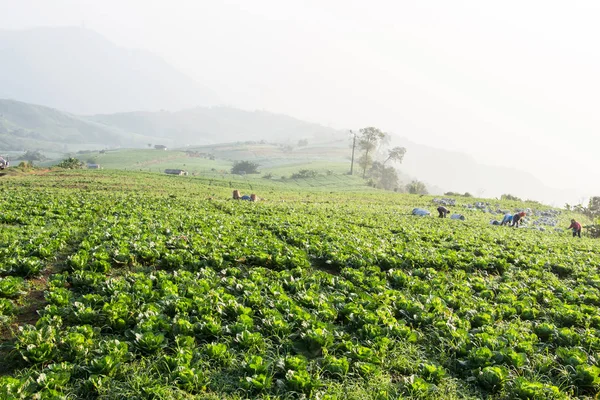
[164,169,188,176]
[155,145,168,150]
[0,156,9,170]
[87,163,101,169]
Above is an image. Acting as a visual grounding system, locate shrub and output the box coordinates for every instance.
[56,158,84,169]
[17,161,32,170]
[291,170,318,179]
[501,194,521,201]
[231,161,260,175]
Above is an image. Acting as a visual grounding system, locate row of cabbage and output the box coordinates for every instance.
[0,171,599,399]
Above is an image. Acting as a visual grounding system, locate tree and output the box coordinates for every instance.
[358,127,386,178]
[501,194,522,202]
[20,150,46,162]
[357,154,372,178]
[368,161,399,190]
[231,161,260,174]
[382,146,407,166]
[587,196,600,218]
[56,157,84,169]
[406,180,428,195]
[582,198,600,238]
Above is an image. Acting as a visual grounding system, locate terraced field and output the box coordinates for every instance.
[0,170,598,399]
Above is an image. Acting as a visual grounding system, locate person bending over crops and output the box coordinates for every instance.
[511,212,526,227]
[437,206,450,218]
[500,213,513,226]
[567,219,582,238]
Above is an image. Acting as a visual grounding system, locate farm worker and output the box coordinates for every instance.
[491,220,501,225]
[241,195,252,201]
[500,213,513,226]
[250,193,258,201]
[232,190,241,200]
[437,206,450,218]
[450,214,465,220]
[567,219,582,238]
[511,211,526,227]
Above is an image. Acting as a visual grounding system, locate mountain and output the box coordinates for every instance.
[0,97,576,204]
[0,99,171,151]
[389,136,578,206]
[0,27,218,114]
[89,106,344,145]
[0,100,340,152]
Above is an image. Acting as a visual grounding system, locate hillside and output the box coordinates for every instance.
[89,106,345,145]
[0,27,218,114]
[0,99,171,151]
[90,105,579,204]
[0,97,578,204]
[390,137,577,206]
[0,99,344,152]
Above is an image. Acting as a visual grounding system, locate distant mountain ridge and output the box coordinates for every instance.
[0,27,218,114]
[0,99,343,151]
[391,137,576,205]
[89,106,345,145]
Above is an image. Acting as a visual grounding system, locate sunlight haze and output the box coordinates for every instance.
[1,0,599,204]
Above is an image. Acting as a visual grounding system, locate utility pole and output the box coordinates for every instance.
[349,130,357,175]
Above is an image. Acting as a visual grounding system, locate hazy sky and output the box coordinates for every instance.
[2,0,600,199]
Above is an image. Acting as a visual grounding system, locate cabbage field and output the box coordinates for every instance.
[1,170,599,399]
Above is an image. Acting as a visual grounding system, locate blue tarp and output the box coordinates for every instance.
[412,208,430,216]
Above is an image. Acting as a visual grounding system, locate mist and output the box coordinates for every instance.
[1,0,599,205]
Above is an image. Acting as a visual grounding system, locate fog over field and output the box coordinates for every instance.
[1,0,599,205]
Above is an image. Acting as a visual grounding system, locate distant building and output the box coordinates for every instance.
[87,164,101,169]
[164,169,188,176]
[155,145,167,150]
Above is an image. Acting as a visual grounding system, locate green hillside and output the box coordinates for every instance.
[77,143,348,171]
[0,170,598,399]
[47,145,372,192]
[0,99,169,152]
